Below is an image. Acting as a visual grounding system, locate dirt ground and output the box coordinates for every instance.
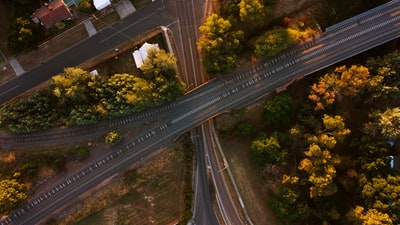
[215,102,281,225]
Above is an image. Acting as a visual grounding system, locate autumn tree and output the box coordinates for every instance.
[376,107,400,139]
[298,114,350,198]
[140,48,177,80]
[309,65,369,110]
[238,0,267,25]
[105,131,122,144]
[254,27,296,57]
[335,65,370,96]
[366,50,400,101]
[0,174,27,214]
[198,13,244,73]
[308,73,337,111]
[152,75,186,103]
[359,175,400,223]
[50,67,94,106]
[348,206,393,225]
[104,73,154,115]
[7,17,40,52]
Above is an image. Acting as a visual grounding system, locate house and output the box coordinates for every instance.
[31,0,73,29]
[132,42,159,68]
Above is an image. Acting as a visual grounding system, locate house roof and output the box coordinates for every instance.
[32,0,72,29]
[93,0,111,10]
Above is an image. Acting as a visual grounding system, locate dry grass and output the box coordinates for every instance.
[54,145,185,225]
[215,102,281,225]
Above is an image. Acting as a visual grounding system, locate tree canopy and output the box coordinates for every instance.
[7,17,40,52]
[253,27,296,57]
[251,132,288,166]
[238,0,267,25]
[0,175,27,215]
[309,65,370,111]
[263,93,295,129]
[1,58,184,132]
[198,13,244,73]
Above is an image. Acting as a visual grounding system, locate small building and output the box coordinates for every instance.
[132,42,159,68]
[93,0,112,10]
[31,0,73,29]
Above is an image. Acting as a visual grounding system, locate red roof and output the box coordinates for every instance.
[32,0,72,29]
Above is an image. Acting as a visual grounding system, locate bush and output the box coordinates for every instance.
[105,131,122,144]
[78,0,95,14]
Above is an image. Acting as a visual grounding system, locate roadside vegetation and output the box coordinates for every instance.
[0,48,185,133]
[218,50,400,225]
[198,0,319,74]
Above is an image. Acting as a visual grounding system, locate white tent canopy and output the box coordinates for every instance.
[93,0,111,10]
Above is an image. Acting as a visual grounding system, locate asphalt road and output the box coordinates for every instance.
[0,0,172,105]
[201,121,244,225]
[1,1,400,225]
[191,126,220,225]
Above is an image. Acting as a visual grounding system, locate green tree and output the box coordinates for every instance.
[0,89,58,133]
[7,17,40,52]
[263,93,295,129]
[254,27,295,57]
[250,132,288,166]
[366,50,400,102]
[219,0,240,21]
[78,0,95,13]
[140,48,177,80]
[0,175,27,214]
[269,186,309,223]
[235,122,255,136]
[238,0,266,25]
[354,135,390,177]
[376,107,400,139]
[198,13,244,73]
